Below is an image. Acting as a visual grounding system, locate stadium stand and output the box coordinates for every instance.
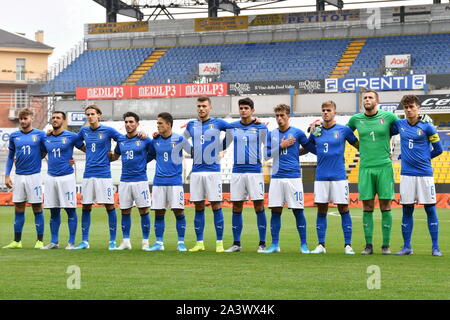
[42,33,450,92]
[41,47,153,92]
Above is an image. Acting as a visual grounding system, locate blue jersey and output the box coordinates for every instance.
[184,118,232,173]
[267,127,314,179]
[151,133,191,186]
[44,131,84,177]
[308,124,357,181]
[78,125,121,178]
[227,120,268,174]
[6,129,46,175]
[391,119,440,177]
[114,135,154,182]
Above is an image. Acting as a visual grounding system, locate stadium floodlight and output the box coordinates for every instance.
[324,0,344,9]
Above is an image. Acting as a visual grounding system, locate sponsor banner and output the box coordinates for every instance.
[199,62,221,76]
[67,111,87,126]
[87,21,148,34]
[378,103,399,113]
[385,54,411,68]
[76,83,227,100]
[228,80,325,95]
[76,86,129,100]
[194,16,248,32]
[325,75,426,92]
[0,128,16,151]
[396,94,450,111]
[249,9,359,26]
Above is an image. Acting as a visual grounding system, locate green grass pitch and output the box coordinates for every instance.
[0,206,449,300]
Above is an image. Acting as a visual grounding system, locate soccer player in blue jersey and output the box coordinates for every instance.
[307,101,359,255]
[3,108,46,249]
[223,98,268,253]
[111,112,154,250]
[184,97,232,253]
[74,104,122,250]
[263,104,317,254]
[41,111,85,250]
[145,112,192,252]
[391,95,443,256]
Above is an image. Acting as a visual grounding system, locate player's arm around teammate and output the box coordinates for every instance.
[113,112,153,251]
[391,95,443,256]
[307,101,359,255]
[3,108,46,249]
[145,112,190,252]
[347,90,399,255]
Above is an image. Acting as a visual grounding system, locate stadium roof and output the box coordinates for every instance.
[0,28,53,50]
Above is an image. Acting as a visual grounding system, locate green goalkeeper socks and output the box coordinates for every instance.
[381,210,392,247]
[363,211,374,244]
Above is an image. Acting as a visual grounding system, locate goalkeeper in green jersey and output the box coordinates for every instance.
[347,90,399,255]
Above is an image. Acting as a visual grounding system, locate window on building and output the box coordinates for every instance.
[15,89,27,109]
[16,58,26,80]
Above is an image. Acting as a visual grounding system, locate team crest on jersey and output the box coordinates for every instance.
[135,140,141,146]
[417,128,423,136]
[31,135,38,142]
[61,137,67,144]
[334,131,339,139]
[288,134,294,140]
[98,133,104,139]
[208,123,214,129]
[379,119,385,125]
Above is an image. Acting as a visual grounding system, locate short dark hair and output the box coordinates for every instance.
[400,95,420,107]
[123,111,139,122]
[238,97,254,109]
[157,112,173,128]
[85,104,102,115]
[321,100,337,110]
[52,111,66,120]
[364,89,379,102]
[197,96,211,104]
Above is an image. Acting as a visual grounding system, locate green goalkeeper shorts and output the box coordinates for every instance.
[358,166,394,201]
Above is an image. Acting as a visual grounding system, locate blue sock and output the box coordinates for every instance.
[340,211,353,246]
[140,213,150,240]
[81,210,91,242]
[34,211,44,240]
[121,214,131,239]
[14,211,25,241]
[50,208,61,243]
[316,213,327,245]
[270,212,281,245]
[155,215,165,242]
[232,212,243,242]
[213,208,224,241]
[256,210,267,243]
[401,206,414,249]
[176,214,186,242]
[65,208,77,244]
[107,208,117,242]
[293,209,307,245]
[194,210,205,241]
[424,205,439,250]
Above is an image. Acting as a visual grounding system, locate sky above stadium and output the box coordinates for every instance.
[0,0,442,67]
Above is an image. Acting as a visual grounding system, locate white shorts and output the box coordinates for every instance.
[119,181,151,209]
[82,178,115,205]
[314,180,349,205]
[12,173,43,204]
[268,178,304,209]
[44,174,77,208]
[190,172,222,202]
[151,185,184,210]
[400,175,436,205]
[230,173,265,202]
